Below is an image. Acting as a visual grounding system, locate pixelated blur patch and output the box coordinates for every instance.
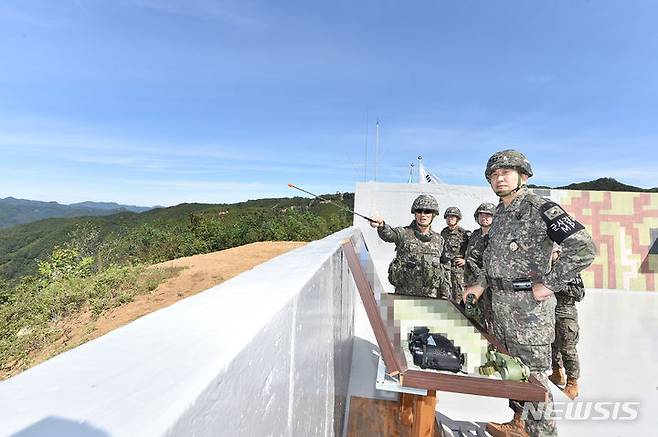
[650,228,658,255]
[379,294,489,374]
[640,228,658,273]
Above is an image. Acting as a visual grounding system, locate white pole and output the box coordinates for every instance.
[364,113,368,181]
[417,155,423,184]
[375,119,380,181]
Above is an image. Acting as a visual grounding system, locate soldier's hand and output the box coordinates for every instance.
[454,257,466,267]
[369,217,384,228]
[532,283,554,302]
[463,285,485,304]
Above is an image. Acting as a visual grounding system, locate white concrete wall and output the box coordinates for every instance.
[0,228,362,437]
[354,181,498,292]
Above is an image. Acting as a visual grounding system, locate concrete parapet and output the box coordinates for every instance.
[0,228,362,436]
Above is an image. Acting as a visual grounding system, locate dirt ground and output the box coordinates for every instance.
[5,241,306,379]
[96,241,307,334]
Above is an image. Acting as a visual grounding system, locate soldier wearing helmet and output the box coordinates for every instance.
[464,202,496,331]
[465,149,595,437]
[484,148,533,197]
[369,194,450,298]
[440,206,470,303]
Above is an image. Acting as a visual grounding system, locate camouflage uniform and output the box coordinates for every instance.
[378,220,449,298]
[478,188,595,437]
[551,274,584,379]
[464,228,492,331]
[440,225,470,303]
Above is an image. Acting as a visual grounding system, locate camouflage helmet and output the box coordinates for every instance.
[473,202,496,220]
[485,149,533,181]
[443,206,462,220]
[410,194,439,214]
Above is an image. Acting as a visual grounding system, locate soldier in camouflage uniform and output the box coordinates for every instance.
[370,194,449,298]
[548,268,585,400]
[464,202,496,332]
[440,207,471,303]
[464,150,595,437]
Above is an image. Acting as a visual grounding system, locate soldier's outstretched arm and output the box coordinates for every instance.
[373,219,401,243]
[369,216,384,228]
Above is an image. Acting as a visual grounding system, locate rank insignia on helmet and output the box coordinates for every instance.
[539,201,585,243]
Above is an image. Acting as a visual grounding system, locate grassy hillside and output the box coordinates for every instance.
[0,192,354,374]
[0,193,354,281]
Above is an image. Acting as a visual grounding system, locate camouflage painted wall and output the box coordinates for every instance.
[533,189,658,291]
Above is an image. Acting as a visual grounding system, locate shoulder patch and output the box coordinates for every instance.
[539,201,585,244]
[523,192,548,209]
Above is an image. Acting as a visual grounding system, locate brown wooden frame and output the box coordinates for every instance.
[342,240,548,402]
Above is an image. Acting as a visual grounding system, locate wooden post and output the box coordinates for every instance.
[411,390,438,437]
[398,391,440,437]
[399,393,414,427]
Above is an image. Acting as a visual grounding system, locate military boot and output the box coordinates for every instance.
[548,367,566,386]
[564,378,579,400]
[485,412,529,437]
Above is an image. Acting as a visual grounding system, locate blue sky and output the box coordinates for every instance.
[1,0,657,206]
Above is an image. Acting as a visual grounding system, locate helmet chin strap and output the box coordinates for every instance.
[496,170,525,198]
[510,183,526,194]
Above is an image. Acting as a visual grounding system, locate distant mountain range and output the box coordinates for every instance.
[0,193,354,280]
[0,197,157,229]
[2,177,656,229]
[67,201,156,212]
[530,177,658,193]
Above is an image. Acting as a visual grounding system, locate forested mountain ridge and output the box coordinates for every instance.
[0,193,354,281]
[0,197,155,229]
[530,177,658,192]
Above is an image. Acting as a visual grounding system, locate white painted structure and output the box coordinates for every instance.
[0,228,360,437]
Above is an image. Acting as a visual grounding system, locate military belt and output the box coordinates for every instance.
[488,277,534,292]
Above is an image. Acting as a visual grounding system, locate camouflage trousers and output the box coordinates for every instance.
[551,310,580,379]
[448,264,465,303]
[502,341,558,437]
[492,293,557,437]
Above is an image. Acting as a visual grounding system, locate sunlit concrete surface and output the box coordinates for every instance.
[0,228,360,437]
